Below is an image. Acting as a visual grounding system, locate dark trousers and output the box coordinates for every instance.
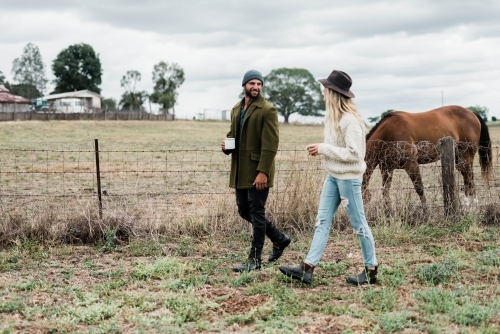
[236,188,285,260]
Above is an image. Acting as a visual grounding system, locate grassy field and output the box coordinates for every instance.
[0,120,499,333]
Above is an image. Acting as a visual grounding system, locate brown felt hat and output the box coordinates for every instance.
[318,70,355,98]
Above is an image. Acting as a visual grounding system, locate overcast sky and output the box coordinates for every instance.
[1,0,499,122]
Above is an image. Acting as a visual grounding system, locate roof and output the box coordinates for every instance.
[0,92,31,103]
[43,90,102,100]
[0,85,10,92]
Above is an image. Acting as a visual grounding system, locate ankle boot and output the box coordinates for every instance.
[268,234,291,262]
[346,266,378,286]
[233,258,261,273]
[279,261,315,284]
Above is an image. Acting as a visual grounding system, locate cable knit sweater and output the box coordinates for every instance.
[317,113,366,180]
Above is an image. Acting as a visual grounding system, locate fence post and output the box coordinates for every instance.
[438,136,458,217]
[94,139,103,219]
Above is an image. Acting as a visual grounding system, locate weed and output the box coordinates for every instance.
[97,228,119,253]
[0,299,25,313]
[131,258,181,281]
[129,239,164,257]
[414,287,457,314]
[230,271,255,287]
[451,304,492,327]
[61,269,74,281]
[378,263,406,287]
[477,248,499,267]
[75,302,119,325]
[176,237,194,257]
[360,288,396,312]
[0,252,21,272]
[415,259,459,285]
[12,280,39,291]
[377,311,412,332]
[163,295,204,324]
[318,261,349,277]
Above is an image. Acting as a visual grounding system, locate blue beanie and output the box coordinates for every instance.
[242,69,264,86]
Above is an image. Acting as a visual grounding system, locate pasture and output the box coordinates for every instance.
[1,120,500,333]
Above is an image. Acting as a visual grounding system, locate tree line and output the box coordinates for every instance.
[0,43,184,116]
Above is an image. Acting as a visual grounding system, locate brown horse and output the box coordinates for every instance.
[362,105,492,210]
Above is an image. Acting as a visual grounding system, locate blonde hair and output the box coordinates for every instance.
[324,88,367,135]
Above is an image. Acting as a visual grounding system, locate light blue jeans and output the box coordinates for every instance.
[305,175,378,267]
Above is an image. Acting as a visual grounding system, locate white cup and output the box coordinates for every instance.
[225,138,235,150]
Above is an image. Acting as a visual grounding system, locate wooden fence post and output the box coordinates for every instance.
[438,136,458,217]
[95,139,103,219]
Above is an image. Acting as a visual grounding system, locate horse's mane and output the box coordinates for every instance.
[366,111,396,140]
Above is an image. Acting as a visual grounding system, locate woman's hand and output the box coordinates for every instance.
[306,144,319,157]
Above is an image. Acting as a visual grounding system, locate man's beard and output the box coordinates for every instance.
[244,88,260,99]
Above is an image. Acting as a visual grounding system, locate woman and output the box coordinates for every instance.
[279,70,378,285]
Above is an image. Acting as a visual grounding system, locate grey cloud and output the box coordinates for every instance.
[3,0,500,48]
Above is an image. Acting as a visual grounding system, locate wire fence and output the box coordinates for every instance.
[1,140,500,242]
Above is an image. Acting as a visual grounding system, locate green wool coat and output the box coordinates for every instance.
[225,94,279,189]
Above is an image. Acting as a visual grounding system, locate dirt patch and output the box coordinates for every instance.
[221,291,267,314]
[298,312,376,334]
[194,285,268,315]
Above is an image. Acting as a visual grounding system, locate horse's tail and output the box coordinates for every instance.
[473,112,492,183]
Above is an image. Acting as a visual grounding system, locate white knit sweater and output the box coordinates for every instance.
[317,113,366,180]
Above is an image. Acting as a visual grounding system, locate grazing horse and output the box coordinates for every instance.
[362,105,492,210]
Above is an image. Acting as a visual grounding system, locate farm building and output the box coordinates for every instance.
[0,85,31,112]
[40,90,102,112]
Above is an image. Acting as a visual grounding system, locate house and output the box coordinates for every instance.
[0,85,31,112]
[40,90,102,113]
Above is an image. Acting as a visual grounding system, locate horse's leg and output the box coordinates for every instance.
[404,160,428,217]
[362,161,377,203]
[380,164,394,213]
[456,152,477,206]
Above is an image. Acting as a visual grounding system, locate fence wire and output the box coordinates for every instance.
[1,141,500,235]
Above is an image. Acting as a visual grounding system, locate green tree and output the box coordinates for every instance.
[11,43,48,99]
[368,109,394,124]
[7,84,42,99]
[119,70,147,110]
[150,62,185,116]
[101,97,117,110]
[0,70,5,85]
[262,68,324,124]
[52,43,102,94]
[467,105,489,121]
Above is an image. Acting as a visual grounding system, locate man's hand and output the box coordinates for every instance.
[221,139,226,151]
[306,143,319,157]
[253,172,268,191]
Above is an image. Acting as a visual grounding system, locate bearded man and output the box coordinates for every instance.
[221,69,291,272]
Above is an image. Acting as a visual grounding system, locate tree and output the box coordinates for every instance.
[52,43,102,94]
[11,43,48,99]
[467,105,488,122]
[368,109,394,124]
[149,62,185,116]
[101,97,117,110]
[118,70,147,110]
[7,84,42,99]
[0,70,5,85]
[262,68,325,124]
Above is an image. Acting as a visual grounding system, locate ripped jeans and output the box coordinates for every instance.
[305,175,378,267]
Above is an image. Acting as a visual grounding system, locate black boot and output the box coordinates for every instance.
[346,266,378,286]
[279,261,315,284]
[233,258,262,273]
[268,234,291,262]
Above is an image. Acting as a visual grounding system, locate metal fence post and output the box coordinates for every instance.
[95,139,103,219]
[438,136,458,217]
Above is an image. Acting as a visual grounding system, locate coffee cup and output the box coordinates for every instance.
[225,138,235,150]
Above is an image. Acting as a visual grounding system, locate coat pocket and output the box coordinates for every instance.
[250,153,260,161]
